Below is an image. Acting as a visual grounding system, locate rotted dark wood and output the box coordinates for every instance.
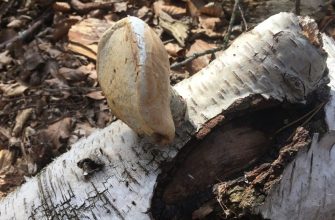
[151,96,325,219]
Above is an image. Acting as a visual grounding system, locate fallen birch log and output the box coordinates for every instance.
[253,34,335,220]
[0,13,330,219]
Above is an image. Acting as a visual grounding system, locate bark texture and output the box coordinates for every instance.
[254,34,335,220]
[0,13,329,219]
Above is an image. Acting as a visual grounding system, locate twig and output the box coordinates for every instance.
[238,4,248,31]
[295,0,301,15]
[223,0,240,49]
[171,0,240,69]
[0,11,53,50]
[286,102,326,141]
[274,102,325,136]
[70,0,114,13]
[171,46,223,69]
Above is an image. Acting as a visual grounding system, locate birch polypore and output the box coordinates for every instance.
[97,16,177,145]
[0,13,329,220]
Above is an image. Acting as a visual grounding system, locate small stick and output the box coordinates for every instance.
[0,11,53,50]
[238,4,248,31]
[286,102,325,141]
[171,46,223,69]
[223,0,240,49]
[171,0,240,69]
[274,102,325,136]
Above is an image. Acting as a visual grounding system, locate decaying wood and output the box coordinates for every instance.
[253,33,335,220]
[256,132,335,219]
[0,13,330,219]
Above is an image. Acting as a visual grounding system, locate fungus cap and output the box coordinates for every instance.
[97,16,175,144]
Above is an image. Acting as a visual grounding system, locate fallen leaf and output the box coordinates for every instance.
[74,122,95,137]
[137,6,150,19]
[38,42,62,58]
[58,67,88,82]
[68,18,113,59]
[161,4,186,18]
[114,2,128,12]
[200,2,223,17]
[0,147,37,196]
[52,2,71,12]
[187,0,206,17]
[38,117,72,153]
[96,110,112,128]
[199,15,222,30]
[23,50,44,71]
[86,90,105,100]
[186,39,216,74]
[7,19,23,29]
[0,82,28,97]
[12,108,33,137]
[165,42,185,57]
[159,11,189,46]
[0,51,13,65]
[153,0,165,17]
[0,150,14,172]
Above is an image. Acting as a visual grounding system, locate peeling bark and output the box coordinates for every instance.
[0,13,330,219]
[254,33,335,220]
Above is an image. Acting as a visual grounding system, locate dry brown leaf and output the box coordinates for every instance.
[0,148,37,197]
[23,50,44,71]
[7,19,23,29]
[161,4,186,17]
[68,18,113,60]
[186,39,216,74]
[12,108,33,137]
[52,16,80,41]
[159,11,189,46]
[153,0,165,17]
[199,15,222,30]
[38,117,72,153]
[200,2,223,17]
[187,0,206,17]
[52,2,71,12]
[85,91,105,100]
[45,78,69,90]
[0,150,13,172]
[58,67,88,82]
[137,6,150,19]
[165,42,185,57]
[74,122,95,137]
[38,42,62,58]
[96,110,112,128]
[114,2,128,12]
[0,82,28,97]
[0,51,13,65]
[78,63,97,80]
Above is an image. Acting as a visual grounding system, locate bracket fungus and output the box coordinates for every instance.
[97,16,184,145]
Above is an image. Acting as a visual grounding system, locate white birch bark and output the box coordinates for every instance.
[256,34,335,219]
[0,13,329,219]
